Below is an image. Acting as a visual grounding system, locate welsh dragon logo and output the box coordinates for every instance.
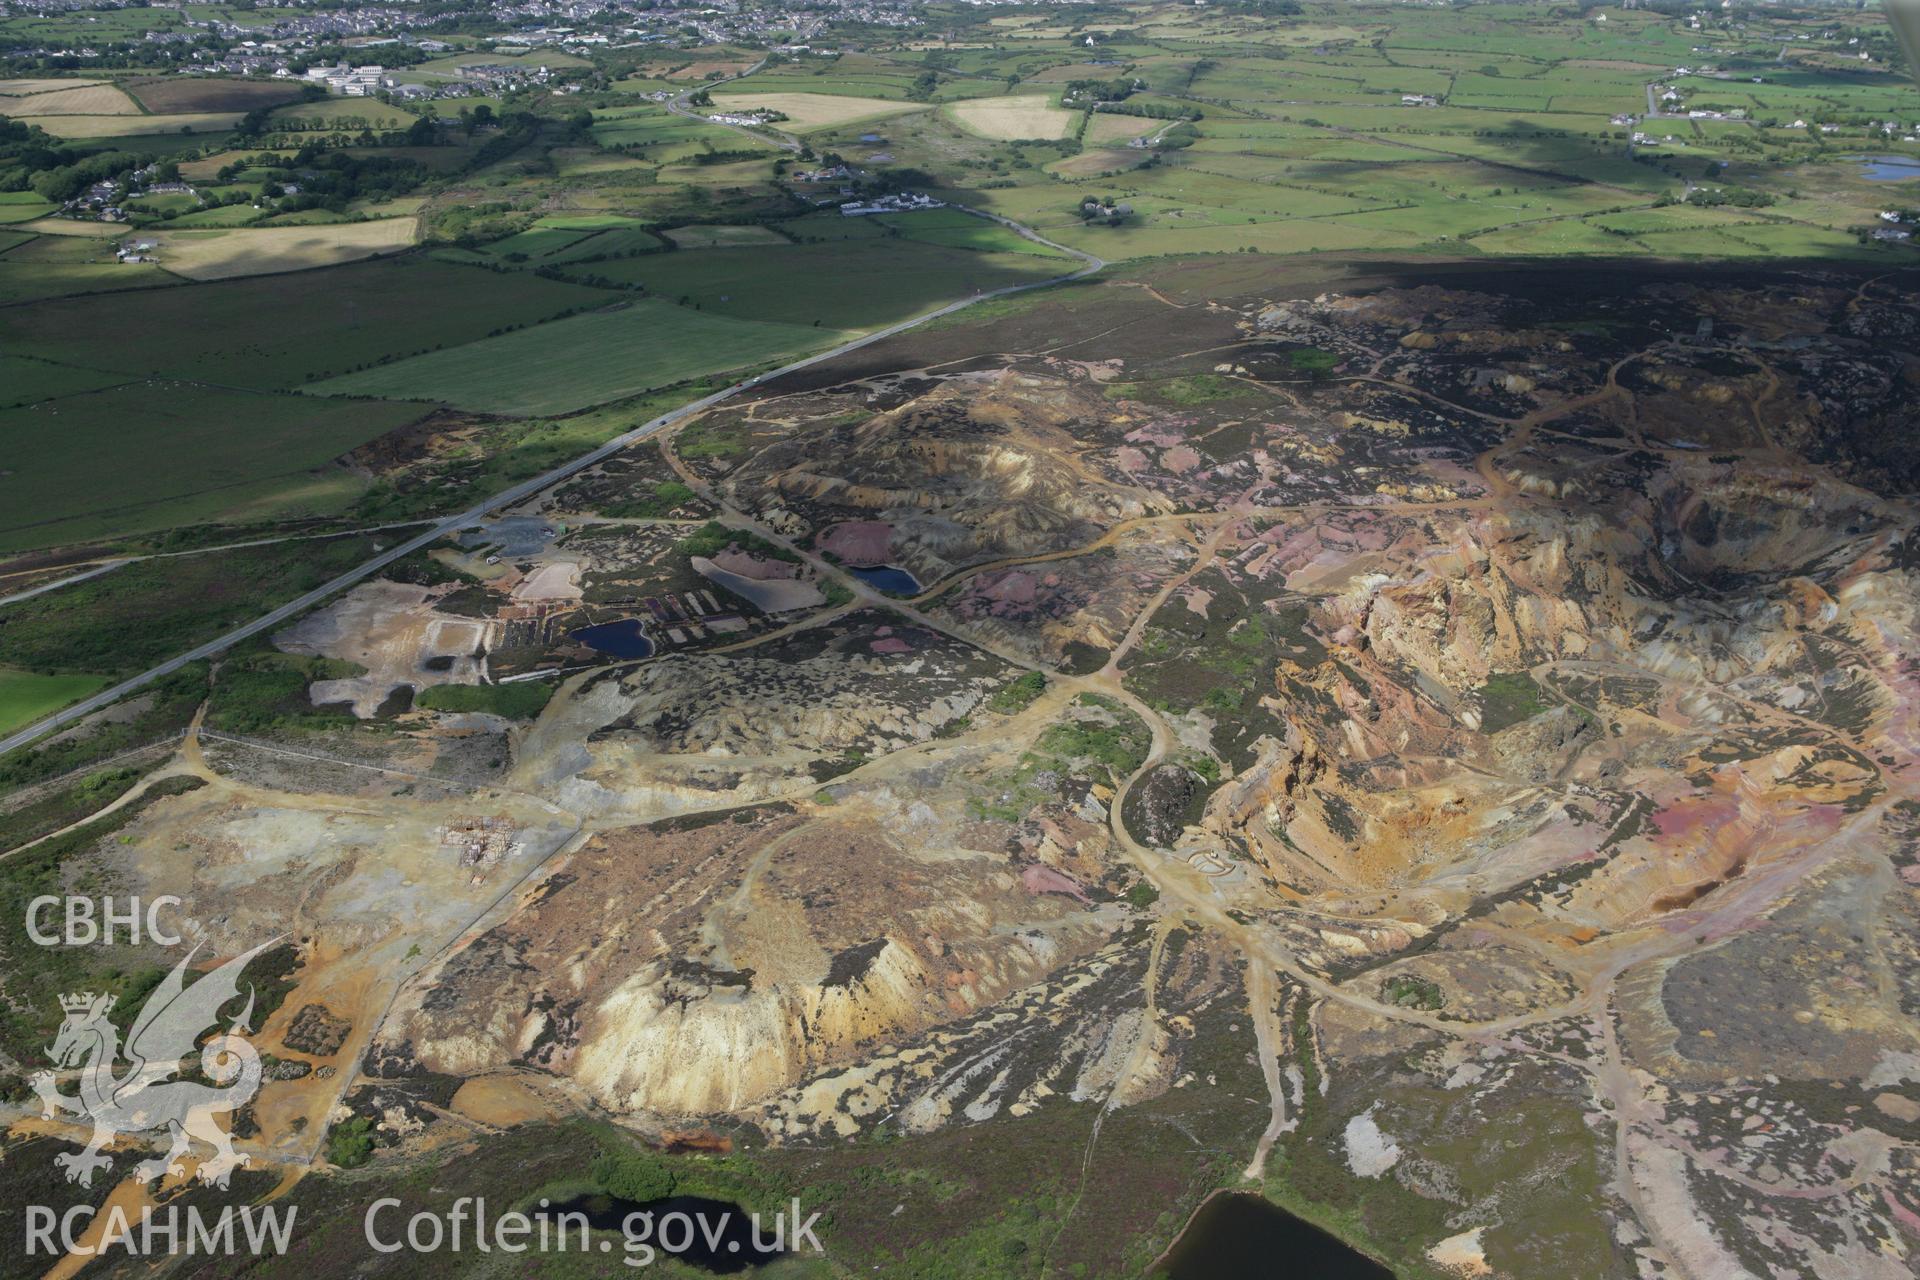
[33,937,280,1189]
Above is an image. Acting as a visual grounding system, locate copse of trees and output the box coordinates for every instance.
[28,148,146,202]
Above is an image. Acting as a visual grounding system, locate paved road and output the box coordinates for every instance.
[0,221,1103,759]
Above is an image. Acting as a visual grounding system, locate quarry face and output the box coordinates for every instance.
[17,262,1920,1279]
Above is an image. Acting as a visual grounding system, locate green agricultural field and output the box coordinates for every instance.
[0,255,610,390]
[874,208,1068,257]
[663,223,790,248]
[0,257,180,305]
[166,203,265,228]
[563,240,1066,328]
[590,105,764,160]
[0,382,423,552]
[0,354,129,408]
[306,299,849,416]
[0,191,56,224]
[0,669,109,738]
[266,100,419,131]
[470,215,669,266]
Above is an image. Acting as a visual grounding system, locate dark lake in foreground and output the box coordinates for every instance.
[535,1194,783,1273]
[1160,1192,1395,1279]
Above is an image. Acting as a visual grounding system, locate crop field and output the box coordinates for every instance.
[560,240,1065,329]
[0,256,178,306]
[0,256,609,390]
[0,383,423,552]
[0,82,137,115]
[167,203,267,228]
[267,100,419,131]
[0,191,55,224]
[19,112,242,137]
[662,223,790,248]
[875,208,1067,257]
[0,670,110,738]
[945,95,1079,141]
[0,77,105,94]
[590,104,761,158]
[1048,148,1150,179]
[707,90,928,133]
[123,75,304,114]
[148,217,418,280]
[464,214,669,266]
[1085,113,1157,146]
[306,299,845,416]
[774,211,887,242]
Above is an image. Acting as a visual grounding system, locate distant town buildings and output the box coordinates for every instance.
[304,62,385,96]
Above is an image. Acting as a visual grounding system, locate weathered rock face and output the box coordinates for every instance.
[714,368,1175,579]
[1124,763,1202,849]
[373,788,1129,1117]
[282,1003,352,1057]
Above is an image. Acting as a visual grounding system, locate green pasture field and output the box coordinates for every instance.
[0,8,189,42]
[0,355,129,408]
[590,105,761,159]
[167,203,266,228]
[546,226,667,260]
[484,225,599,260]
[776,211,889,242]
[663,223,790,248]
[0,233,110,265]
[471,215,669,266]
[0,669,110,738]
[305,298,848,416]
[874,208,1068,257]
[0,192,56,224]
[0,255,609,390]
[1469,218,1648,256]
[1587,206,1767,234]
[266,100,419,131]
[555,240,1065,329]
[0,382,422,552]
[1046,215,1403,260]
[0,258,180,305]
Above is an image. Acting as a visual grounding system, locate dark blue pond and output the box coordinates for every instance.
[534,1194,783,1273]
[570,618,654,659]
[1861,155,1920,181]
[1160,1192,1393,1279]
[847,564,921,595]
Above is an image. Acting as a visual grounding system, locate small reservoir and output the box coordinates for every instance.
[1158,1192,1394,1280]
[535,1193,782,1273]
[1861,155,1920,181]
[570,618,654,659]
[847,564,922,595]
